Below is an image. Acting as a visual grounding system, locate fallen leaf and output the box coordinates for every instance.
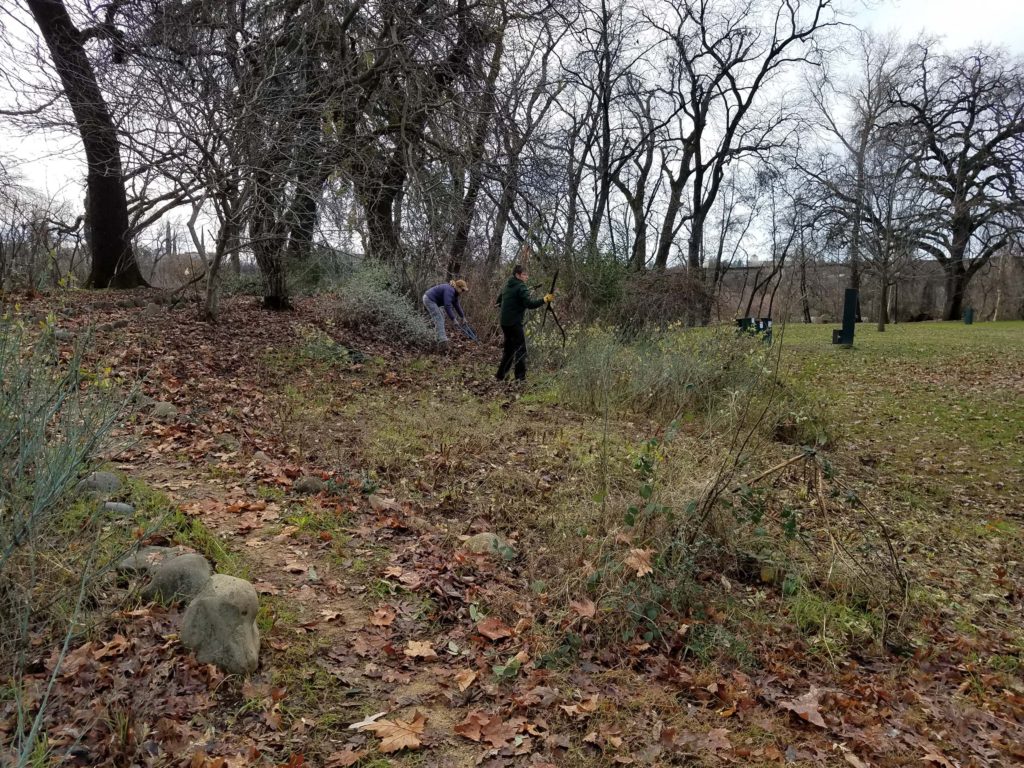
[455,668,477,691]
[320,610,343,623]
[843,752,870,768]
[624,548,654,578]
[369,495,403,513]
[404,640,438,659]
[360,711,427,752]
[454,711,519,748]
[348,711,387,730]
[325,748,366,767]
[477,617,513,641]
[371,606,396,627]
[698,728,732,754]
[569,598,596,619]
[778,687,827,729]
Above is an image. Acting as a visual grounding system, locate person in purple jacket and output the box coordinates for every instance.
[422,279,469,344]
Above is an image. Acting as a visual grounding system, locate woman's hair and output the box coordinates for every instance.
[450,279,469,292]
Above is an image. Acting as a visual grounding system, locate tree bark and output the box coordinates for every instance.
[27,0,145,289]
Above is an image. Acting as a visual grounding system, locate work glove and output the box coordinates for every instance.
[544,293,555,304]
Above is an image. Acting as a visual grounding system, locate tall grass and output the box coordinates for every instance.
[0,311,125,764]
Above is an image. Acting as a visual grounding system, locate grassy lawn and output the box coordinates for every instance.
[779,320,1024,510]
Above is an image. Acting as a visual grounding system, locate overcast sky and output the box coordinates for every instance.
[860,0,1024,49]
[3,0,1023,206]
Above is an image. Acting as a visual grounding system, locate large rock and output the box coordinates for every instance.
[141,552,213,604]
[181,574,260,675]
[141,302,162,319]
[117,545,195,575]
[151,401,178,419]
[294,476,325,495]
[463,532,518,560]
[80,471,123,495]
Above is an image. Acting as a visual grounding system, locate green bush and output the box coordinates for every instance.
[334,262,433,347]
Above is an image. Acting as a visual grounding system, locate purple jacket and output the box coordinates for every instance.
[425,283,465,320]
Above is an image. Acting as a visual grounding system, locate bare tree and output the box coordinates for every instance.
[21,0,145,288]
[894,45,1024,321]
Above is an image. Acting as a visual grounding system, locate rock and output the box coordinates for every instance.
[151,401,178,419]
[103,501,135,516]
[54,328,73,342]
[463,532,518,560]
[253,451,273,465]
[110,318,130,329]
[181,574,260,675]
[294,476,325,494]
[141,302,162,319]
[117,545,195,575]
[134,393,156,409]
[141,553,213,604]
[215,433,241,451]
[80,471,123,495]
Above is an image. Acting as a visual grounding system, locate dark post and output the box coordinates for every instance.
[832,288,858,347]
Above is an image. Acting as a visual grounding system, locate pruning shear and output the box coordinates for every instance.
[540,268,567,347]
[456,319,479,341]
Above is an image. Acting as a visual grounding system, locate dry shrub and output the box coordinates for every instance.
[334,262,433,347]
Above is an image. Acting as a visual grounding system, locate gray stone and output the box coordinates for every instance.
[181,574,260,675]
[215,433,241,451]
[103,501,135,516]
[294,476,325,495]
[117,545,195,575]
[54,328,73,342]
[141,553,213,604]
[253,451,273,465]
[151,401,178,419]
[80,471,123,495]
[134,394,156,409]
[463,532,518,560]
[110,318,130,329]
[141,302,162,319]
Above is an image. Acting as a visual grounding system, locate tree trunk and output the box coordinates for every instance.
[653,172,685,270]
[799,256,812,323]
[877,279,889,332]
[27,0,145,289]
[942,262,969,321]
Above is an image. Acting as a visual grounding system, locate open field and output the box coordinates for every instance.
[2,296,1022,767]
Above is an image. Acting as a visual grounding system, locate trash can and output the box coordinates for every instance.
[963,307,974,325]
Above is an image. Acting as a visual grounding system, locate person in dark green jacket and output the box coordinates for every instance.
[495,264,554,382]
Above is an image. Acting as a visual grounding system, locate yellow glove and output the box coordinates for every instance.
[544,293,555,304]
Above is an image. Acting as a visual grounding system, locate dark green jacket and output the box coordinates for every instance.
[496,276,545,327]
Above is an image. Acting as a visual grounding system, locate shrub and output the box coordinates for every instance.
[556,326,773,423]
[0,312,125,759]
[334,262,433,347]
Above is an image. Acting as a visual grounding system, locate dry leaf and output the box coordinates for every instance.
[569,598,596,619]
[454,711,519,748]
[455,668,477,691]
[624,548,654,578]
[843,752,870,768]
[360,711,427,752]
[698,727,732,754]
[348,711,387,730]
[369,495,402,513]
[404,640,438,659]
[325,748,366,767]
[477,616,513,641]
[778,686,827,729]
[371,606,396,627]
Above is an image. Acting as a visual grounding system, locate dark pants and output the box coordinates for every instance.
[496,324,527,381]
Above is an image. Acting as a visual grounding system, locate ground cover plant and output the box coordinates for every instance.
[1,291,1020,767]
